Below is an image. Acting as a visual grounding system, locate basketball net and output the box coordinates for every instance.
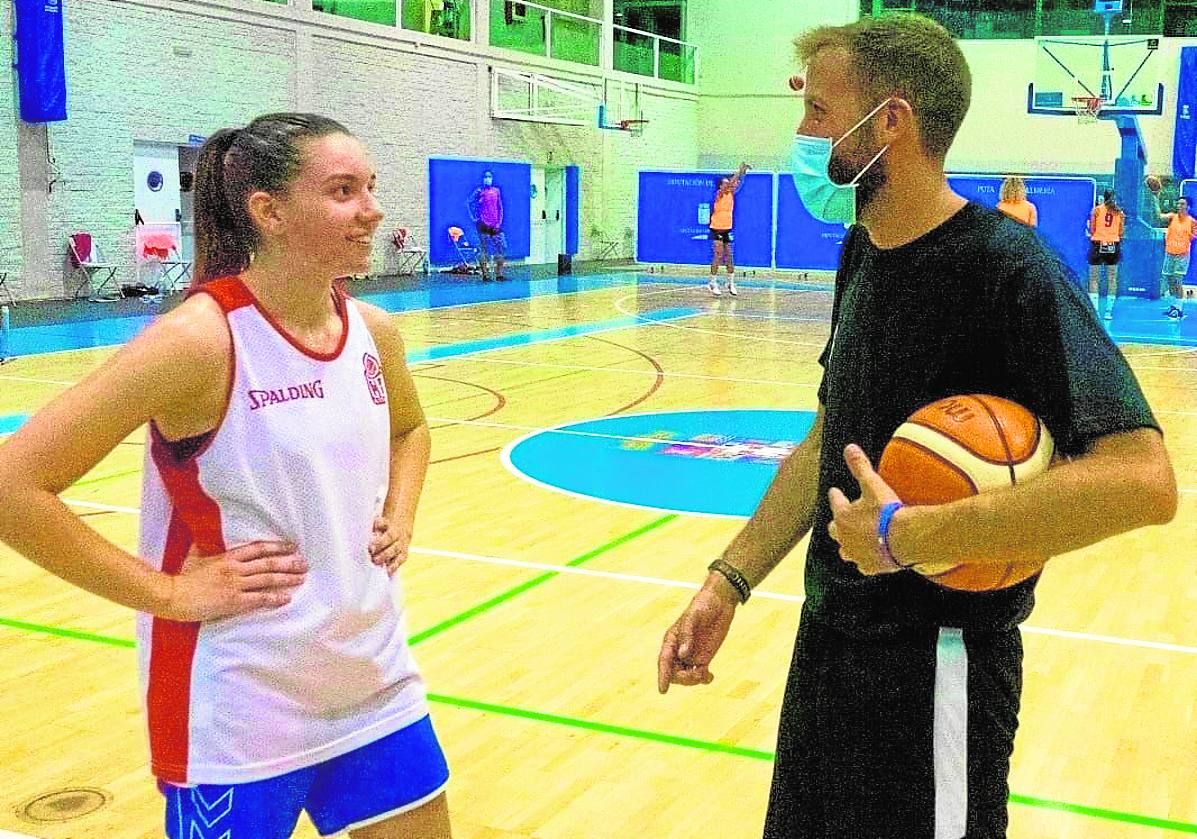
[1072,96,1103,125]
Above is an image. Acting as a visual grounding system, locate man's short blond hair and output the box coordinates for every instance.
[795,14,971,161]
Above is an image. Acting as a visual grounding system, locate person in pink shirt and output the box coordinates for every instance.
[467,170,507,281]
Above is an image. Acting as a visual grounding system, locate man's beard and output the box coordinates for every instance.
[828,147,887,212]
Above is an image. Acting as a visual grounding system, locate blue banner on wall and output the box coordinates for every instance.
[428,158,531,265]
[775,174,851,271]
[1174,48,1197,183]
[14,0,68,123]
[636,171,773,267]
[949,175,1096,282]
[565,166,580,256]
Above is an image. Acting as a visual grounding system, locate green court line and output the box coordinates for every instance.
[4,588,1197,832]
[427,693,1197,835]
[427,692,774,760]
[1007,794,1197,834]
[71,468,143,489]
[0,616,135,648]
[408,514,677,646]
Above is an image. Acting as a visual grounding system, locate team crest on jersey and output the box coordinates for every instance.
[363,353,387,405]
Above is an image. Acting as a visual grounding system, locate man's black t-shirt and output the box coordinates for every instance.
[807,202,1159,636]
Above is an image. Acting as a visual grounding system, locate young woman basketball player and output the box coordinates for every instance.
[708,162,752,297]
[0,114,452,838]
[1088,189,1125,321]
[996,176,1037,227]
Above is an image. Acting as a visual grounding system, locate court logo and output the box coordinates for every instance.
[363,353,387,405]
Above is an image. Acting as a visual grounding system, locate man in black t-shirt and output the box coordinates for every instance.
[656,14,1177,839]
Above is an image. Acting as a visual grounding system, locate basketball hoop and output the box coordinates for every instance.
[619,118,649,135]
[1071,96,1103,124]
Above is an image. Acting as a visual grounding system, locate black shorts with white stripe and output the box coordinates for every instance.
[763,604,1022,839]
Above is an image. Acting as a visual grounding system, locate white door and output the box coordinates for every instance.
[177,145,200,263]
[530,166,547,264]
[544,168,565,264]
[133,142,181,224]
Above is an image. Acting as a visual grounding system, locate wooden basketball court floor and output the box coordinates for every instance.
[0,273,1194,838]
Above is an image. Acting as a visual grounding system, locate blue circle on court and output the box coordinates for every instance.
[503,409,818,517]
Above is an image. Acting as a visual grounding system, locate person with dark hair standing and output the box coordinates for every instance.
[1088,189,1125,321]
[467,170,507,281]
[656,15,1174,839]
[707,162,751,297]
[0,113,452,838]
[1158,196,1195,320]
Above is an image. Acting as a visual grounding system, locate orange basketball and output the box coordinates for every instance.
[788,75,805,92]
[1146,175,1162,194]
[878,395,1054,591]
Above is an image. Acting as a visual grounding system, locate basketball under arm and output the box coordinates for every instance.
[888,427,1175,565]
[717,405,825,588]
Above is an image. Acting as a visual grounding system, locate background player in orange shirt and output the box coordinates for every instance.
[1087,189,1125,321]
[707,162,752,297]
[1158,196,1196,319]
[996,176,1037,227]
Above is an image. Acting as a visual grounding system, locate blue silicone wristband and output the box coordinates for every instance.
[877,501,908,567]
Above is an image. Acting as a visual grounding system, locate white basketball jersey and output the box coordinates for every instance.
[137,277,427,785]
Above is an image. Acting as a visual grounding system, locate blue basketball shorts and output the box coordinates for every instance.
[162,715,449,838]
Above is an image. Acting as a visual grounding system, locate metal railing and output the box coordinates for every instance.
[612,22,696,84]
[490,0,602,67]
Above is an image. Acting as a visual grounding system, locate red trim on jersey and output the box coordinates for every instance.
[150,277,245,464]
[145,437,228,784]
[188,275,257,312]
[191,274,349,361]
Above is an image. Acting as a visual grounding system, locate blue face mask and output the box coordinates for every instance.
[789,99,892,225]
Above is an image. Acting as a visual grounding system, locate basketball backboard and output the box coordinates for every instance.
[1028,34,1164,118]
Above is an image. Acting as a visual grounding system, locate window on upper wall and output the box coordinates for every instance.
[613,0,685,42]
[857,0,1165,39]
[400,0,472,39]
[313,0,397,26]
[1163,0,1197,36]
[489,1,603,67]
[611,1,694,83]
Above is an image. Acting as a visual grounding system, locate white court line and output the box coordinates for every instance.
[410,310,704,365]
[427,413,812,453]
[436,356,819,389]
[0,830,43,839]
[45,497,1197,656]
[409,546,806,602]
[411,547,1197,655]
[612,287,831,349]
[62,498,141,515]
[1128,364,1197,373]
[0,373,78,386]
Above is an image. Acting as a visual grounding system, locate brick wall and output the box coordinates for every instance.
[1,0,699,300]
